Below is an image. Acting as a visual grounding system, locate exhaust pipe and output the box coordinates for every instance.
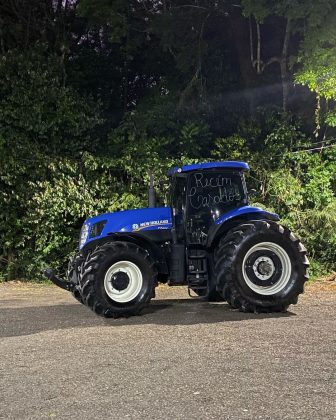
[148,173,156,208]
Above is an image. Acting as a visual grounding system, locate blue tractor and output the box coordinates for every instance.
[45,161,309,317]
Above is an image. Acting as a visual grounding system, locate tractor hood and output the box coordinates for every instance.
[79,207,173,249]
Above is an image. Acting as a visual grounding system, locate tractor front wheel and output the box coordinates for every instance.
[67,254,85,304]
[79,241,157,318]
[215,221,309,313]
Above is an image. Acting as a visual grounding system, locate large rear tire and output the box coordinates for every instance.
[215,221,309,313]
[79,241,157,318]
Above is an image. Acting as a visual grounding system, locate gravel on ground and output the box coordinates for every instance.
[0,280,335,420]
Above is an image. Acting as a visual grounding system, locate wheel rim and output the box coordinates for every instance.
[104,261,143,303]
[242,242,292,296]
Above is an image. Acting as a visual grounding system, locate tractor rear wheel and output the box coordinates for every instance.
[79,241,157,318]
[215,221,309,313]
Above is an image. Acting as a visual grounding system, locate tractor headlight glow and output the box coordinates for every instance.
[79,223,89,249]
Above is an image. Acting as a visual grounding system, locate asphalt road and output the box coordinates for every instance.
[0,281,335,420]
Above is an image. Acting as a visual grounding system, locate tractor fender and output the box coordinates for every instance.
[81,231,170,276]
[206,206,280,249]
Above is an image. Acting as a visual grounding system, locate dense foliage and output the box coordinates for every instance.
[0,0,335,280]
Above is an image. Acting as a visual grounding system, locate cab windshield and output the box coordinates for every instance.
[186,170,247,243]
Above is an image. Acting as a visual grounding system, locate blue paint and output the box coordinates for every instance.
[81,204,279,249]
[81,207,172,248]
[168,161,249,176]
[214,206,279,225]
[79,160,278,250]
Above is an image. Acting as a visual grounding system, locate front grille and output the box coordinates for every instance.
[89,220,107,239]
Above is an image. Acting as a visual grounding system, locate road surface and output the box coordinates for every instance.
[0,281,335,420]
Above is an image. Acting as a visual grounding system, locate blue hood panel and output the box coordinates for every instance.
[83,207,172,247]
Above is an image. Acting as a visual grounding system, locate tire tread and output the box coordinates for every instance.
[215,221,309,313]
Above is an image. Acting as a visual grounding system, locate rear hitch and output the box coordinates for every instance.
[44,268,74,292]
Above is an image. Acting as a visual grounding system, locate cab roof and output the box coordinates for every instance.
[167,161,249,176]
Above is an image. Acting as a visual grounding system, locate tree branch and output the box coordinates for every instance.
[280,18,291,111]
[282,17,291,58]
[256,22,261,74]
[249,16,254,66]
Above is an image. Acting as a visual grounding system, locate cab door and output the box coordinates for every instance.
[170,175,187,242]
[168,175,187,284]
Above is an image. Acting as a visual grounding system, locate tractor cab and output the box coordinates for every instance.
[166,162,252,293]
[168,162,249,245]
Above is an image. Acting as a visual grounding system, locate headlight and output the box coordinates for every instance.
[79,223,89,249]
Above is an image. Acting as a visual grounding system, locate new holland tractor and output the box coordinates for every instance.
[45,161,309,317]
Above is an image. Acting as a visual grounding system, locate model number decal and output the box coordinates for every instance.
[132,220,170,231]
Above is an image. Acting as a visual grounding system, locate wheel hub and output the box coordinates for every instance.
[253,256,275,280]
[110,271,130,291]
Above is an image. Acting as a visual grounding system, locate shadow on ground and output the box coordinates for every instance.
[0,298,294,338]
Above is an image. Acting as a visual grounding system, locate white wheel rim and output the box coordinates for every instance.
[104,261,143,303]
[242,242,292,296]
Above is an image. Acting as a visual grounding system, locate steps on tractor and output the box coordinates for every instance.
[188,251,207,259]
[187,249,209,296]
